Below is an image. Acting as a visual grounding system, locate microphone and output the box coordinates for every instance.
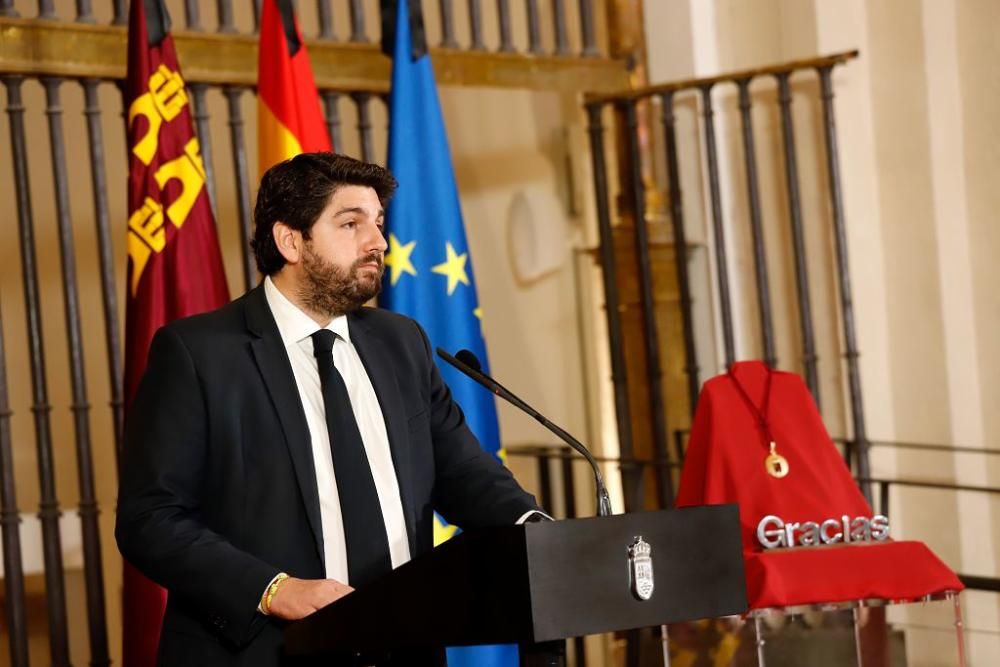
[437,347,613,517]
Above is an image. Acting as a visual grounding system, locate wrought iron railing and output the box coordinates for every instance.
[582,51,869,515]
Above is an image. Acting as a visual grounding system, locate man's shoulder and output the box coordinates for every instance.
[350,307,432,361]
[158,292,251,346]
[352,306,423,337]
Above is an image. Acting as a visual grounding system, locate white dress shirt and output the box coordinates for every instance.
[263,277,411,583]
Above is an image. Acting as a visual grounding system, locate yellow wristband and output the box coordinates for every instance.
[263,573,289,615]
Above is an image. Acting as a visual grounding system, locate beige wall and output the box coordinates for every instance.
[644,0,1000,664]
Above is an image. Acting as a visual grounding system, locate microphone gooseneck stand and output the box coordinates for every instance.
[437,347,613,519]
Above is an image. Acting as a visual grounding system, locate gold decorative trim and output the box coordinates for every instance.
[0,18,630,93]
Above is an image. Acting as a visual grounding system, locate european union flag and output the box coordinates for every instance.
[380,2,517,666]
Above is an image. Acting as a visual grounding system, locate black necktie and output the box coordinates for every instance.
[311,329,392,588]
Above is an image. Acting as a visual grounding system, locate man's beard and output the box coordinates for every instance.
[297,244,384,318]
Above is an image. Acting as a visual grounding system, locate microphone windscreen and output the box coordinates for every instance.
[455,349,482,372]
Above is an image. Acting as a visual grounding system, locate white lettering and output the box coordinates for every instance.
[871,515,890,541]
[757,515,786,549]
[850,516,871,542]
[783,522,801,546]
[799,521,820,546]
[757,514,891,549]
[820,519,843,544]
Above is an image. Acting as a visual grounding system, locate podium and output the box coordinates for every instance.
[286,505,747,662]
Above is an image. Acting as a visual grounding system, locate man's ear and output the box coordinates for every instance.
[273,222,303,265]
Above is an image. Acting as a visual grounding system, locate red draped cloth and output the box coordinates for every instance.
[676,361,961,610]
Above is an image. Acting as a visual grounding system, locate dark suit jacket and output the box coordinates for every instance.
[116,285,539,666]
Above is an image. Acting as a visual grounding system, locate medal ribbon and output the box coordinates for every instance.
[726,364,775,445]
[727,365,790,478]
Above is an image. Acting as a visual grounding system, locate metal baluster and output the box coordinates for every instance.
[626,629,640,667]
[660,91,700,416]
[43,76,110,667]
[217,0,236,33]
[585,103,637,512]
[496,0,514,52]
[700,84,736,368]
[736,78,777,368]
[467,0,485,50]
[4,74,72,667]
[190,84,219,215]
[673,429,686,479]
[438,0,458,48]
[252,0,261,33]
[317,0,335,40]
[112,0,126,25]
[536,451,553,516]
[38,0,55,18]
[224,86,256,292]
[353,92,374,163]
[659,624,670,667]
[953,592,969,667]
[116,80,129,156]
[622,99,673,509]
[818,65,871,500]
[878,481,889,517]
[75,0,94,22]
[852,606,864,667]
[560,455,576,519]
[349,0,366,42]
[185,0,202,30]
[82,79,124,462]
[526,0,542,54]
[0,0,17,17]
[0,298,30,667]
[551,0,568,56]
[578,0,598,57]
[378,92,390,164]
[754,615,767,666]
[558,451,584,664]
[776,72,820,404]
[321,90,343,150]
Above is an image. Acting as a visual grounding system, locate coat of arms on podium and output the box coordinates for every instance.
[628,536,655,601]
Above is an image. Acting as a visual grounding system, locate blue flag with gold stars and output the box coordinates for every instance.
[381,2,517,666]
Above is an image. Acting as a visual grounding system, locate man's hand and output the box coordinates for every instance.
[267,577,354,621]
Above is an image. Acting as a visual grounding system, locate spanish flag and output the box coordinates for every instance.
[123,1,230,665]
[257,0,331,175]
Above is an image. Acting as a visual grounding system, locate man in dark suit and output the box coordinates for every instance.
[116,152,543,666]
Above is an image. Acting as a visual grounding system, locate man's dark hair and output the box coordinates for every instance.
[251,152,398,275]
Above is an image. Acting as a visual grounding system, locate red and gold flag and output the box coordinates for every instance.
[257,0,331,175]
[122,1,230,664]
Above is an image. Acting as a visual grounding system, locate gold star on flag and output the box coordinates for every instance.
[384,233,417,286]
[433,514,458,546]
[431,242,470,295]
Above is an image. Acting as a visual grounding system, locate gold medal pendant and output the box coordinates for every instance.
[765,441,790,478]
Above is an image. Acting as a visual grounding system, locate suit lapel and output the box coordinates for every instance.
[244,286,325,563]
[349,310,417,555]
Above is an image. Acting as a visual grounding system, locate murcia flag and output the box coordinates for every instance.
[122,1,229,665]
[257,0,331,175]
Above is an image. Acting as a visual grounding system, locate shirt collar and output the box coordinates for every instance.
[263,276,351,346]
